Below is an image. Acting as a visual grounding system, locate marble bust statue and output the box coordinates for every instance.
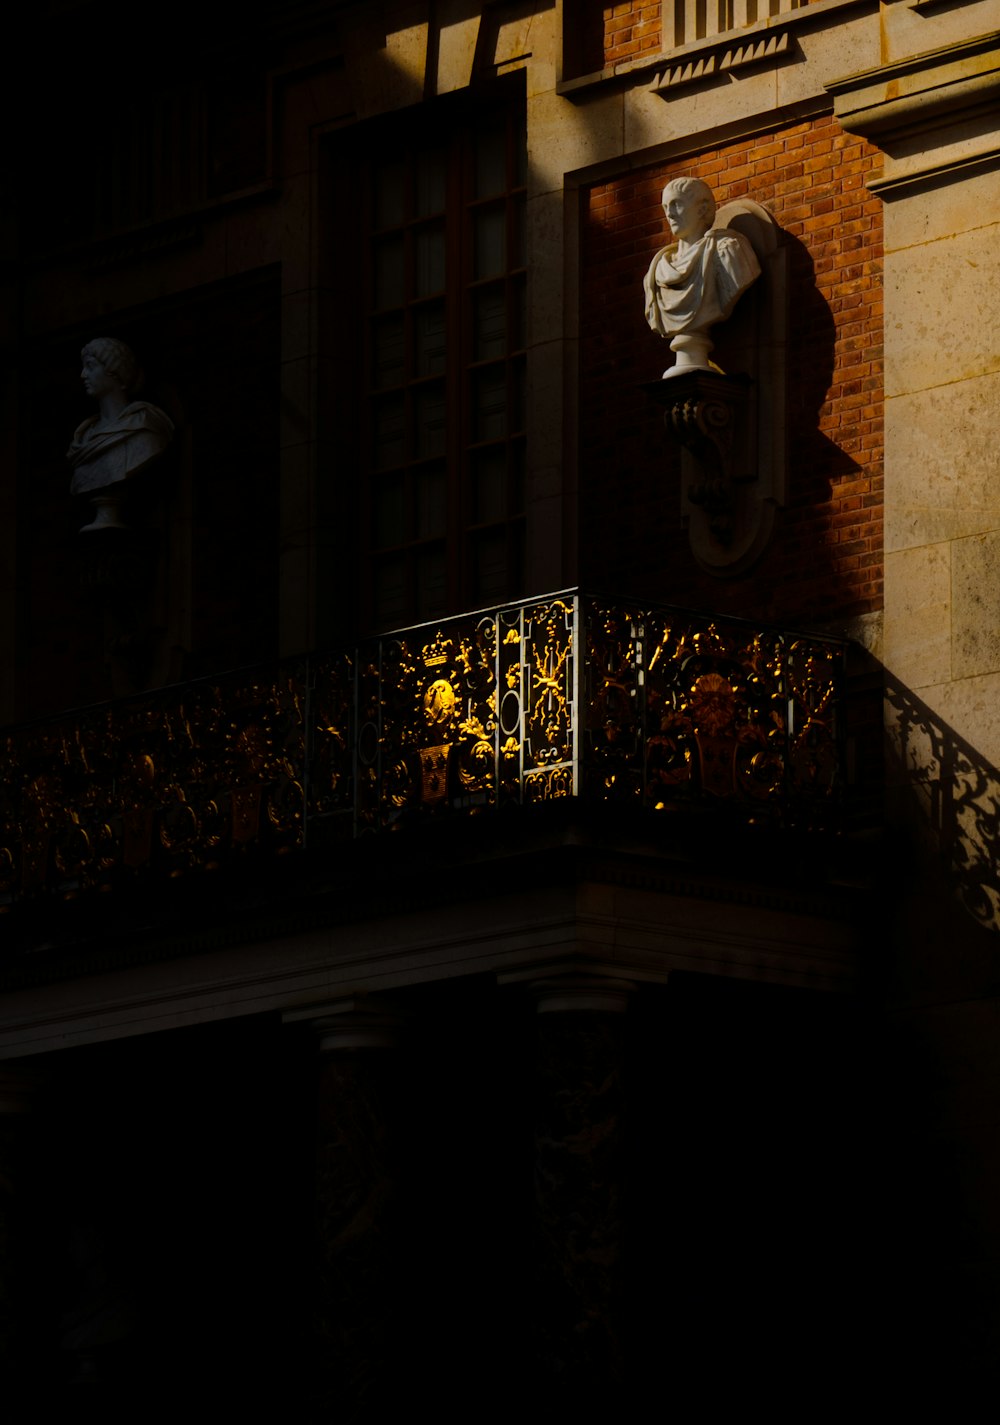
[643,178,761,377]
[68,338,174,530]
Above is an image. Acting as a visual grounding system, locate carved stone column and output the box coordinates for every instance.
[527,975,635,1409]
[287,997,404,1422]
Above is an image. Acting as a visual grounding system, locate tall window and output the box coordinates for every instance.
[359,101,527,630]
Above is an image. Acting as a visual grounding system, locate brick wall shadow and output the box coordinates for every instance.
[775,224,862,494]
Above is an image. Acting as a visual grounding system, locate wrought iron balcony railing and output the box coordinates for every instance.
[0,592,846,907]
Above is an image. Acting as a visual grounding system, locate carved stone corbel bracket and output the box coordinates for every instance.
[660,371,750,546]
[646,369,771,570]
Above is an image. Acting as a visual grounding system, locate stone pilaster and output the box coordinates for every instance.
[0,1069,41,1380]
[528,975,634,1410]
[287,997,404,1422]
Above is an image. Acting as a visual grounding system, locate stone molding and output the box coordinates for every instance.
[651,31,793,95]
[0,865,867,1060]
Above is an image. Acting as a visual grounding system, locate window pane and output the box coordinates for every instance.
[416,223,446,296]
[511,357,526,434]
[374,235,404,309]
[509,518,525,594]
[375,554,407,630]
[360,103,526,630]
[471,446,507,524]
[416,146,447,216]
[374,474,405,548]
[416,465,447,539]
[474,205,505,278]
[374,159,406,229]
[511,194,527,268]
[470,527,508,605]
[513,275,526,350]
[373,391,405,469]
[414,381,446,458]
[474,124,506,198]
[513,123,527,188]
[473,366,506,442]
[415,301,447,376]
[509,439,525,510]
[473,285,506,362]
[372,314,405,388]
[416,544,447,620]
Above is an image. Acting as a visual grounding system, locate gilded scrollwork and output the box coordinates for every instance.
[359,610,504,828]
[585,601,841,826]
[523,599,575,777]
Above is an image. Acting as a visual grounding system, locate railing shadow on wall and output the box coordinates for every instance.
[0,591,849,910]
[884,673,1000,934]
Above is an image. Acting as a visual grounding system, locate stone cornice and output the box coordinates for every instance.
[827,30,1000,140]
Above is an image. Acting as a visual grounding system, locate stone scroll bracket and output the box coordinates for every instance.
[74,488,167,700]
[650,200,787,576]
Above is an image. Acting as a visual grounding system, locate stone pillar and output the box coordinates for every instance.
[287,997,404,1422]
[527,975,634,1411]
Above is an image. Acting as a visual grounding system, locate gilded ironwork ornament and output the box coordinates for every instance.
[0,594,844,909]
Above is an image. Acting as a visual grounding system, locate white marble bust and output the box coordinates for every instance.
[68,339,174,527]
[643,178,761,377]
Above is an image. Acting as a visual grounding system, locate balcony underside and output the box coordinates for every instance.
[0,591,881,1021]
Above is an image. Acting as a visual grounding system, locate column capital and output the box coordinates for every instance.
[283,993,405,1050]
[513,971,636,1015]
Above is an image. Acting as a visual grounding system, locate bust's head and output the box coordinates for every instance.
[662,178,716,243]
[80,338,141,401]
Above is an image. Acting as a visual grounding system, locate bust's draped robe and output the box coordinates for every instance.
[643,228,760,339]
[68,403,175,494]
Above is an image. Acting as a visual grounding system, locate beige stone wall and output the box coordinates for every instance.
[832,5,1000,763]
[883,160,1000,763]
[829,0,1000,926]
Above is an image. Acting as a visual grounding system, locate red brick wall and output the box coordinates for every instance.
[578,115,884,627]
[565,2,662,78]
[603,2,662,66]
